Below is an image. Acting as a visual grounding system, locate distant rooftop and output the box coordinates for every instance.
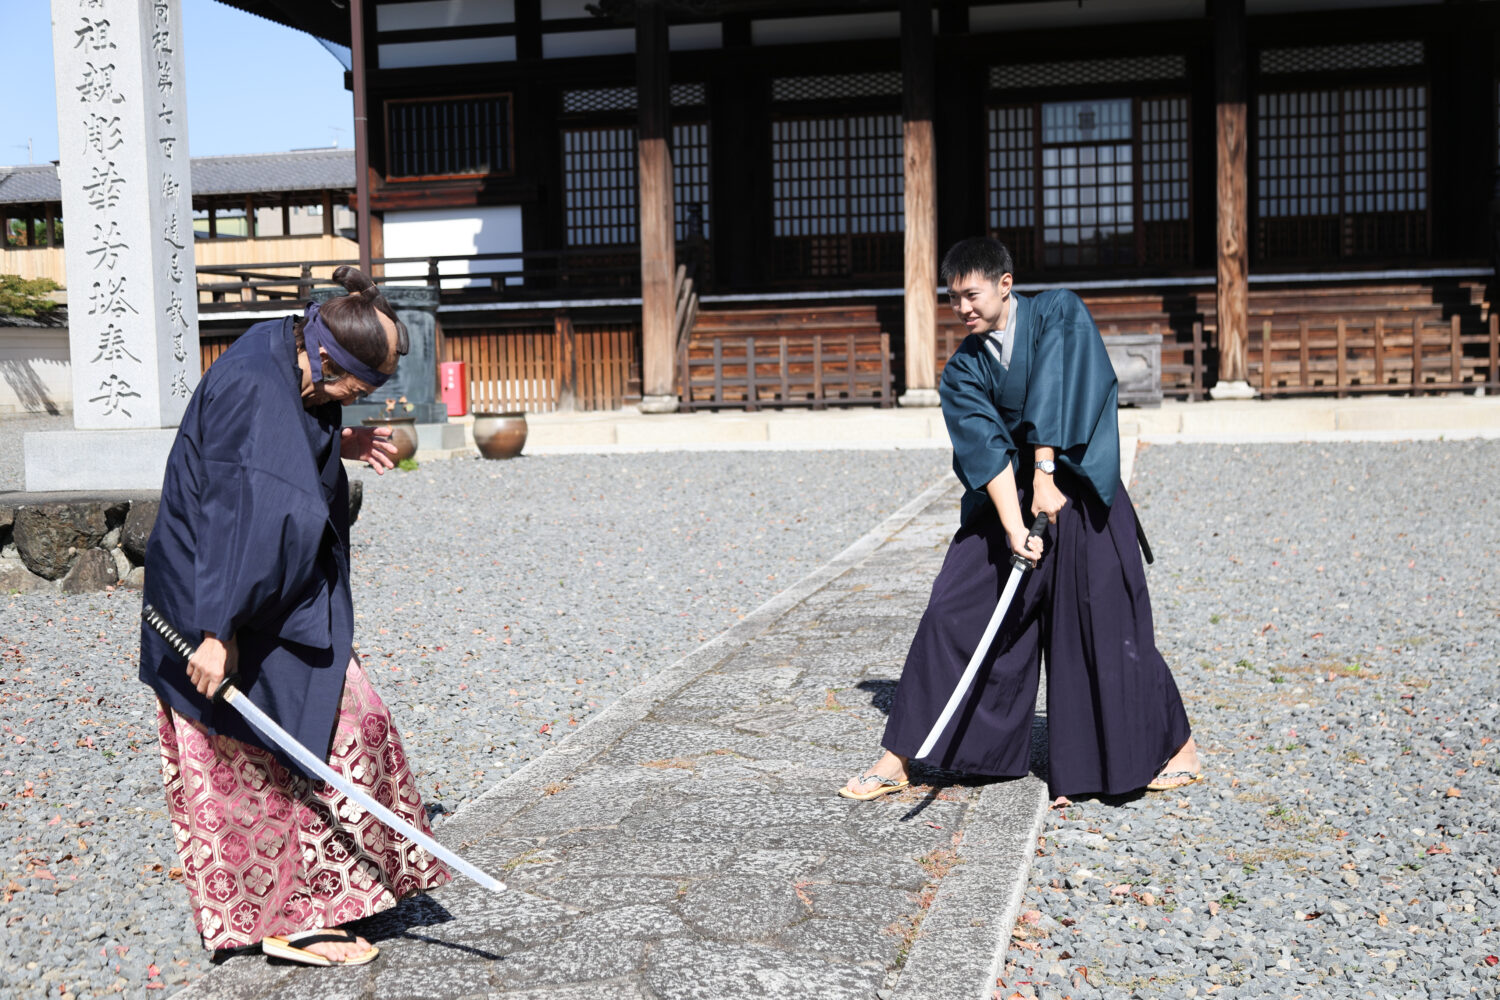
[0,149,355,208]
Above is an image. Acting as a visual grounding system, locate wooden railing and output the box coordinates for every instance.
[1252,313,1500,396]
[195,248,649,312]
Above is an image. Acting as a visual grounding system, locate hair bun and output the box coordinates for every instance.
[331,264,376,295]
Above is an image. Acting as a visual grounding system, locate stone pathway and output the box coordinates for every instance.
[177,477,1049,1000]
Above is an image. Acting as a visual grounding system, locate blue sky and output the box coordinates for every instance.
[2,0,353,166]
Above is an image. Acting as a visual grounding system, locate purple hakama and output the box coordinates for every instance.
[882,483,1190,798]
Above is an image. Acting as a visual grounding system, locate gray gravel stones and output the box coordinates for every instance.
[0,448,947,998]
[998,440,1500,1000]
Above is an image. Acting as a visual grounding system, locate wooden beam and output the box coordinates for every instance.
[636,0,678,412]
[351,0,373,273]
[555,311,577,412]
[1212,0,1251,395]
[901,0,937,405]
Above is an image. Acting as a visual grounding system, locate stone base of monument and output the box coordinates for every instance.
[23,428,180,493]
[0,482,363,595]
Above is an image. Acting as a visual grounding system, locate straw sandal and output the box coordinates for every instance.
[262,928,380,967]
[1146,769,1203,792]
[838,771,910,801]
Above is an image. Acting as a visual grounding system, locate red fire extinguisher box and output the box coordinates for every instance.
[439,361,468,417]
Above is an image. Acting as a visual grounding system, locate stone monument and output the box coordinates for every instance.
[25,0,200,491]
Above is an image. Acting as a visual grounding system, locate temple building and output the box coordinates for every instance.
[51,0,1500,410]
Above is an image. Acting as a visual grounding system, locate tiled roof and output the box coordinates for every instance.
[190,149,355,196]
[0,149,354,207]
[0,166,62,206]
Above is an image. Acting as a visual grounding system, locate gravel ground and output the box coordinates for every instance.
[999,440,1500,1000]
[0,414,71,492]
[0,447,948,999]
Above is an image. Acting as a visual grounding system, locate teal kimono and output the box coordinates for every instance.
[939,289,1120,524]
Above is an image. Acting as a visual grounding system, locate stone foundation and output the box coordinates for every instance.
[0,481,363,595]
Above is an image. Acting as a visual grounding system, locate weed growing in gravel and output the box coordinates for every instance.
[1219,891,1247,910]
[1209,613,1222,624]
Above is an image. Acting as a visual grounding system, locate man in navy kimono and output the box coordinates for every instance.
[841,238,1199,802]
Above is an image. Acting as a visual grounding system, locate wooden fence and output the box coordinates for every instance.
[441,317,638,413]
[1252,313,1500,395]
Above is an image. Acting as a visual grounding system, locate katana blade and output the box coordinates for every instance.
[142,604,506,894]
[914,515,1048,760]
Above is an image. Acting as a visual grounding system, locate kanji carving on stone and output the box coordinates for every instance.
[85,221,129,270]
[91,323,141,365]
[82,161,126,209]
[77,61,124,104]
[84,112,124,154]
[74,18,117,52]
[90,374,141,417]
[170,370,193,399]
[88,277,139,317]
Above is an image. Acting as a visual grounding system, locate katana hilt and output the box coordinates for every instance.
[142,603,241,702]
[1011,514,1049,570]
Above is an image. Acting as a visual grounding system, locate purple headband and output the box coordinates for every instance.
[303,302,391,389]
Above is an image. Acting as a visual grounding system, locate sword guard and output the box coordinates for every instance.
[212,674,241,704]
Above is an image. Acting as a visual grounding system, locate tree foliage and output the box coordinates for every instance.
[0,275,62,318]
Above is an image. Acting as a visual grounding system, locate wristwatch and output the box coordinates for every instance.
[1034,460,1056,475]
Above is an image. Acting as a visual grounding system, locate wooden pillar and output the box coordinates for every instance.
[44,204,56,246]
[369,210,385,278]
[25,214,36,247]
[900,0,939,407]
[351,0,373,274]
[244,194,257,239]
[636,0,678,413]
[280,194,292,237]
[1211,0,1253,398]
[207,199,217,238]
[321,190,334,237]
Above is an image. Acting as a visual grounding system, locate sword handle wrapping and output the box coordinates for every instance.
[1010,514,1049,570]
[141,603,241,702]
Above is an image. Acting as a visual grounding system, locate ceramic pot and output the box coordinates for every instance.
[361,416,418,463]
[472,411,527,460]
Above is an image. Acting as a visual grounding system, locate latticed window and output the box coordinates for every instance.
[1255,85,1428,260]
[561,122,712,247]
[769,114,904,279]
[986,96,1191,271]
[386,95,513,179]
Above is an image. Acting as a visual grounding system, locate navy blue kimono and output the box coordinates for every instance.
[882,290,1191,797]
[141,318,354,767]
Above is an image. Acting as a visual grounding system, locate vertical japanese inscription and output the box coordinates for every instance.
[54,0,198,428]
[74,0,138,422]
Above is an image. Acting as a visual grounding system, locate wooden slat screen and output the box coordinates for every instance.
[574,323,638,411]
[444,326,559,413]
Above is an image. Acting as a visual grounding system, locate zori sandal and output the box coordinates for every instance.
[262,928,380,967]
[1146,770,1203,792]
[838,772,910,801]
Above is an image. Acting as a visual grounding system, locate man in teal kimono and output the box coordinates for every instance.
[841,238,1199,802]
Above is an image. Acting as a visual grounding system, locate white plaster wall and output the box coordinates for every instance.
[0,328,73,415]
[381,207,524,290]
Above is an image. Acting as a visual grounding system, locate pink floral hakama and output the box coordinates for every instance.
[156,658,450,951]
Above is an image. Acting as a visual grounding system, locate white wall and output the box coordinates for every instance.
[381,206,525,290]
[0,328,72,415]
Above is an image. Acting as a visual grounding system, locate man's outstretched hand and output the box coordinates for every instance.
[341,425,399,474]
